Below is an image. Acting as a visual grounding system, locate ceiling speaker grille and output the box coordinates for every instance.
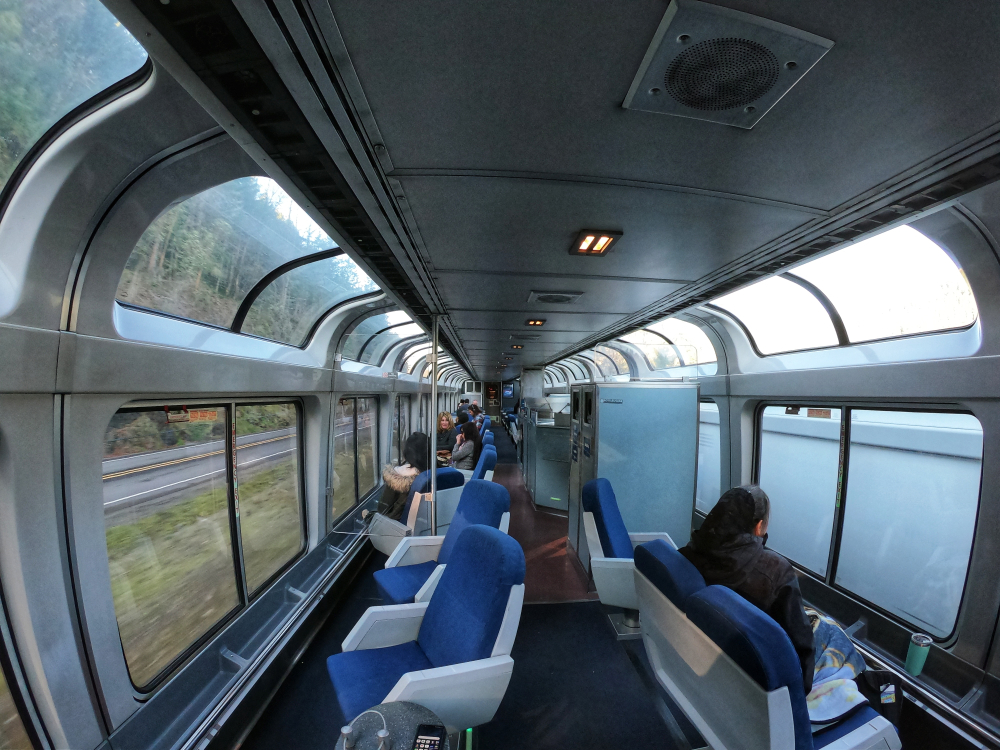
[665,38,779,111]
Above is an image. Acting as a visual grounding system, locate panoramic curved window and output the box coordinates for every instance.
[620,330,684,369]
[240,254,378,346]
[340,310,408,361]
[367,325,423,365]
[646,318,718,369]
[712,275,840,355]
[0,663,32,749]
[596,345,629,376]
[117,177,376,333]
[403,345,432,374]
[0,0,147,193]
[790,226,977,344]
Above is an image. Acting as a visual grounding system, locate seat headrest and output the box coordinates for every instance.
[437,479,510,563]
[582,478,634,560]
[634,539,705,607]
[686,586,812,750]
[483,433,495,445]
[418,525,525,669]
[472,445,498,480]
[408,467,466,496]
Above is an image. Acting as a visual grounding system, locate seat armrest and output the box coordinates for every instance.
[591,556,638,610]
[386,655,516,734]
[818,713,901,750]
[499,511,510,534]
[385,535,445,569]
[629,532,675,549]
[457,468,473,481]
[413,564,446,603]
[342,602,430,652]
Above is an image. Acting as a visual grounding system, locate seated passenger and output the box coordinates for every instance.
[457,399,470,415]
[679,486,815,693]
[376,433,429,521]
[455,410,470,426]
[436,411,457,452]
[450,422,482,470]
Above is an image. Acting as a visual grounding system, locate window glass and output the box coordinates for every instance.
[340,311,409,361]
[572,391,580,420]
[403,345,432,374]
[697,402,721,514]
[757,406,842,576]
[331,399,356,523]
[235,404,303,594]
[0,0,147,193]
[646,318,718,370]
[364,324,423,365]
[791,226,978,344]
[620,330,684,370]
[836,411,982,637]
[0,666,32,750]
[102,407,238,688]
[240,255,378,346]
[584,391,593,425]
[712,276,840,355]
[356,398,378,498]
[597,345,629,376]
[116,177,335,329]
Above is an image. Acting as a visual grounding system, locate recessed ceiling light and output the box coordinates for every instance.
[571,230,622,256]
[511,345,523,349]
[526,319,545,326]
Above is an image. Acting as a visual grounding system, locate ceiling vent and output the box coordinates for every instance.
[623,0,833,128]
[528,291,583,305]
[511,334,542,341]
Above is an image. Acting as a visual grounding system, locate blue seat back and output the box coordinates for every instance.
[437,479,510,564]
[634,539,705,607]
[581,478,634,560]
[472,445,497,480]
[401,468,465,521]
[483,433,495,446]
[418,525,525,668]
[686,586,812,750]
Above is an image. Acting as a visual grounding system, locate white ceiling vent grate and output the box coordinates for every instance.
[623,0,833,128]
[511,333,542,341]
[528,290,584,305]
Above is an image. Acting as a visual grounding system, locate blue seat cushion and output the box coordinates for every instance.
[327,640,432,722]
[686,586,813,750]
[373,560,438,604]
[437,480,510,564]
[581,478,634,560]
[634,539,705,607]
[815,706,887,748]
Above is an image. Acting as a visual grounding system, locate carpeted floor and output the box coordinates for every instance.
[486,420,518,464]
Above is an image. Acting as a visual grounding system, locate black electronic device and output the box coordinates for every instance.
[410,724,447,750]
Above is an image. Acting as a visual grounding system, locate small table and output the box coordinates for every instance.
[335,701,451,750]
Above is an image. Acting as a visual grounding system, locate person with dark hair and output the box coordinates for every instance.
[455,410,470,426]
[449,422,482,470]
[375,432,429,521]
[680,485,815,693]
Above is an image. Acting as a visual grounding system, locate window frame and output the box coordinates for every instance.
[0,588,44,749]
[330,395,382,529]
[752,400,983,642]
[103,397,308,692]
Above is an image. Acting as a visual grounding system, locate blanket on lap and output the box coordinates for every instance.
[805,609,869,731]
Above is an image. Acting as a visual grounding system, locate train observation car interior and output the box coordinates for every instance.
[7,1,1000,749]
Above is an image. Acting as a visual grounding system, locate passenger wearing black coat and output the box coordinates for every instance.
[375,432,429,521]
[679,485,816,694]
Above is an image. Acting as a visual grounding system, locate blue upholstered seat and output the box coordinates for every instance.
[582,478,634,559]
[483,432,495,446]
[400,468,465,522]
[634,539,705,607]
[471,445,497,481]
[328,525,525,722]
[374,480,511,604]
[686,586,813,750]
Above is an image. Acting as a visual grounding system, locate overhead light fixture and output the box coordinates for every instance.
[526,319,545,326]
[571,230,622,256]
[511,345,523,349]
[504,357,513,360]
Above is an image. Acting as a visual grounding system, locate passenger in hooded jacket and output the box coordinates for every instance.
[679,485,816,694]
[375,432,429,521]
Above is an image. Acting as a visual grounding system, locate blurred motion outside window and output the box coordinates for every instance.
[235,404,303,594]
[0,666,32,750]
[102,407,239,688]
[117,177,353,331]
[696,402,721,514]
[241,255,378,346]
[836,411,983,637]
[712,275,840,355]
[757,406,842,576]
[331,399,357,524]
[0,0,147,193]
[356,398,378,499]
[645,318,718,375]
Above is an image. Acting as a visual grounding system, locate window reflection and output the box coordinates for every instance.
[102,407,239,688]
[0,666,32,750]
[696,402,721,514]
[356,398,378,499]
[331,399,357,523]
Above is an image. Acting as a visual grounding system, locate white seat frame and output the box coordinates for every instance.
[367,484,468,556]
[340,582,526,733]
[634,569,901,750]
[582,511,673,610]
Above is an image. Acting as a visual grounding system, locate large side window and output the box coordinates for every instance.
[356,398,378,499]
[235,404,304,594]
[835,411,983,637]
[0,665,32,750]
[102,407,239,689]
[696,401,721,513]
[331,399,357,523]
[757,406,842,576]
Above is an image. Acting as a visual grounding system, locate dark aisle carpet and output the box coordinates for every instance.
[493,464,595,603]
[478,601,678,750]
[487,422,518,464]
[241,549,387,749]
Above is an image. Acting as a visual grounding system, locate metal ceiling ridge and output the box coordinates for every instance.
[544,126,1000,365]
[388,167,830,216]
[433,268,694,285]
